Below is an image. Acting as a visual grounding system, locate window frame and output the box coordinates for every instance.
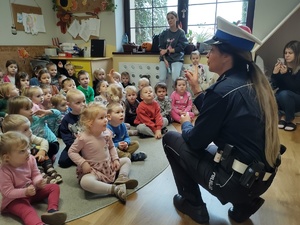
[124,0,256,44]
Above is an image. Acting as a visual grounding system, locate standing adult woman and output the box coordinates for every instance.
[158,11,188,87]
[271,40,300,131]
[162,17,283,224]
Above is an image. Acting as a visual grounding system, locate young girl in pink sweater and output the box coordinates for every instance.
[170,77,195,122]
[0,131,66,225]
[68,102,138,203]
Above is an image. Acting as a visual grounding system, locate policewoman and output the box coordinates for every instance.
[162,17,283,224]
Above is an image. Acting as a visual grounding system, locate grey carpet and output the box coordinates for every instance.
[0,125,175,224]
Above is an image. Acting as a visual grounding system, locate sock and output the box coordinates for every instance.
[48,209,58,213]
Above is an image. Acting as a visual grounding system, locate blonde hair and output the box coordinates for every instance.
[125,85,137,95]
[138,77,150,86]
[51,94,66,107]
[0,82,15,99]
[64,62,74,70]
[113,71,121,80]
[66,89,85,102]
[1,114,29,133]
[22,86,42,99]
[79,102,107,131]
[107,102,123,114]
[218,45,280,167]
[0,131,29,159]
[93,68,106,81]
[107,83,123,103]
[8,96,33,114]
[190,50,201,60]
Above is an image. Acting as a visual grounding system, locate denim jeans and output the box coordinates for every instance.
[159,61,183,83]
[275,90,300,122]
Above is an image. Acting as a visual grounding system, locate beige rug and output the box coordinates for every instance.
[0,125,175,224]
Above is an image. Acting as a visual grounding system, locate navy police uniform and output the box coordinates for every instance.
[162,68,277,207]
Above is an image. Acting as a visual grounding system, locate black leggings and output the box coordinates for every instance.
[162,131,275,206]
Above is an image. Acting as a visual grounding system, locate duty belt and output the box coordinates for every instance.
[232,159,272,181]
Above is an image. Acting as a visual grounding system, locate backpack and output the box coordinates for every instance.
[151,34,160,52]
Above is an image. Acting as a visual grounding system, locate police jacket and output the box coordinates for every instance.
[181,68,270,170]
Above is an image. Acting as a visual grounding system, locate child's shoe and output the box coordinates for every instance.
[114,174,138,189]
[41,210,67,225]
[128,129,139,136]
[114,184,127,204]
[161,127,168,134]
[131,152,147,161]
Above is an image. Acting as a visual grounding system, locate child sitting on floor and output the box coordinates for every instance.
[1,114,63,184]
[68,102,138,203]
[58,89,86,168]
[0,131,67,225]
[124,85,139,126]
[77,70,94,103]
[94,80,109,106]
[170,77,194,123]
[107,102,147,161]
[134,86,168,139]
[92,68,106,95]
[154,82,172,125]
[0,82,19,117]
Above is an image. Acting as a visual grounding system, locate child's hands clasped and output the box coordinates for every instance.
[36,179,46,189]
[118,141,128,151]
[82,161,92,174]
[25,185,36,196]
[112,159,120,171]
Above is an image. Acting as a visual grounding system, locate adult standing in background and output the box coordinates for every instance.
[162,17,283,224]
[158,11,188,89]
[271,40,300,131]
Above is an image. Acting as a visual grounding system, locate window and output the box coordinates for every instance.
[124,0,255,45]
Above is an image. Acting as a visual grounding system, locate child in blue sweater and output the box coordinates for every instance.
[107,102,147,161]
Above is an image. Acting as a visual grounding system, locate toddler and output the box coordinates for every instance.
[15,72,30,93]
[107,102,146,161]
[8,96,61,162]
[58,89,86,168]
[38,69,59,95]
[77,70,94,103]
[170,77,194,123]
[57,74,67,90]
[3,60,18,84]
[0,82,19,117]
[94,80,109,105]
[40,84,53,110]
[60,77,76,96]
[121,71,132,88]
[1,114,63,184]
[134,86,168,139]
[154,82,172,124]
[30,64,44,86]
[137,77,150,102]
[68,102,138,203]
[51,94,69,136]
[46,62,59,89]
[22,85,44,112]
[64,62,79,86]
[93,68,106,95]
[0,131,66,225]
[188,50,219,91]
[124,85,139,126]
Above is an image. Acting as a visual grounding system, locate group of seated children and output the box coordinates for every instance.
[0,51,217,224]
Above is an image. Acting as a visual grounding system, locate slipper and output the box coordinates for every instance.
[278,120,286,129]
[284,122,296,131]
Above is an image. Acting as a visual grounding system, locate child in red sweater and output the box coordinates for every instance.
[134,86,168,139]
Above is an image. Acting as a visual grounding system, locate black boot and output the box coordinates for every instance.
[228,197,265,223]
[173,194,209,224]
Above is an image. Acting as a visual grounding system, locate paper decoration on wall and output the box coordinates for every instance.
[56,11,72,34]
[68,16,100,41]
[19,13,46,35]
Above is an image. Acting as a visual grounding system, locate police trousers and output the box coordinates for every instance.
[162,131,276,206]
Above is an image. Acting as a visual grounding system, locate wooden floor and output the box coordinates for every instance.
[67,123,300,225]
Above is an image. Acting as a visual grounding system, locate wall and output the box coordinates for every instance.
[0,0,57,46]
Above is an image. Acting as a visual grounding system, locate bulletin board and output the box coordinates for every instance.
[55,0,115,13]
[71,16,99,40]
[11,3,42,31]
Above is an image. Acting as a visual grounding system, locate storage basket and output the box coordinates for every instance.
[123,44,139,52]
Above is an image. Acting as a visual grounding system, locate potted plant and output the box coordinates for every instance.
[185,29,196,54]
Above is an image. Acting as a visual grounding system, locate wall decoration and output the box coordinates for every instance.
[53,0,116,13]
